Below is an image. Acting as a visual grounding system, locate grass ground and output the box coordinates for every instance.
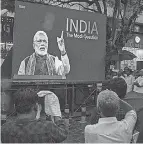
[62,116,90,143]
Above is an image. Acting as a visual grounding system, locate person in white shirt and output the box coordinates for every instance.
[133,69,143,94]
[85,90,137,143]
[36,90,62,122]
[123,67,135,93]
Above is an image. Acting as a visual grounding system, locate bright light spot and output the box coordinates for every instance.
[135,36,141,43]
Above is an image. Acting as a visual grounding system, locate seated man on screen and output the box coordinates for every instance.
[18,31,70,78]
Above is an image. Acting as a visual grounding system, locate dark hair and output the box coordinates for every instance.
[14,88,38,114]
[108,77,127,99]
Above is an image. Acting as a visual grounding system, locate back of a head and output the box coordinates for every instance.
[97,90,119,117]
[139,69,143,76]
[124,66,129,71]
[14,88,38,114]
[108,77,127,99]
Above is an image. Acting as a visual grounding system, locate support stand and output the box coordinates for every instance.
[5,80,102,119]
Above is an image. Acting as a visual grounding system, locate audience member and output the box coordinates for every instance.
[36,90,62,122]
[1,88,68,143]
[123,67,135,93]
[117,70,125,80]
[133,69,143,95]
[112,70,118,78]
[90,77,127,124]
[85,90,137,143]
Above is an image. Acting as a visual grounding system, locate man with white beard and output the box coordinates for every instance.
[18,31,70,78]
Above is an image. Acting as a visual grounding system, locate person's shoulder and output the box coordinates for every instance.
[85,124,92,131]
[25,119,54,131]
[120,110,137,124]
[19,55,31,64]
[21,54,33,65]
[31,119,53,125]
[126,110,137,117]
[85,124,97,132]
[48,54,56,59]
[48,53,55,57]
[23,55,31,61]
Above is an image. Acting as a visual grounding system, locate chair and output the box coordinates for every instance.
[124,97,143,111]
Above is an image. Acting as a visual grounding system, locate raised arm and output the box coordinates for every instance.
[120,99,137,133]
[56,31,70,76]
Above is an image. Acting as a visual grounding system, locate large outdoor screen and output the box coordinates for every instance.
[12,1,106,81]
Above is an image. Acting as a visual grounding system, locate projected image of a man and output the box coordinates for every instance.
[18,31,70,78]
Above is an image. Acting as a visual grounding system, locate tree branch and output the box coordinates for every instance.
[93,0,102,13]
[56,0,94,6]
[111,0,120,44]
[70,2,98,12]
[102,0,107,15]
[128,1,143,27]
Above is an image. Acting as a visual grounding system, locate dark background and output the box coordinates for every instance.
[12,1,106,81]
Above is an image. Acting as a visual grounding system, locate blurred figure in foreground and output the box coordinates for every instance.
[1,88,68,143]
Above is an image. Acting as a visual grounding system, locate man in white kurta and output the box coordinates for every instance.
[18,31,70,78]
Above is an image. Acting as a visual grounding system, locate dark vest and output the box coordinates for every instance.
[24,55,56,75]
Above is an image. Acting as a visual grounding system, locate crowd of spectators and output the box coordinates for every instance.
[1,68,143,143]
[106,67,143,94]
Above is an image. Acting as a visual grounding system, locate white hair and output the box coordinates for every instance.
[33,31,48,42]
[97,89,119,117]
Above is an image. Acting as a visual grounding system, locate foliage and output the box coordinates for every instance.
[1,0,15,13]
